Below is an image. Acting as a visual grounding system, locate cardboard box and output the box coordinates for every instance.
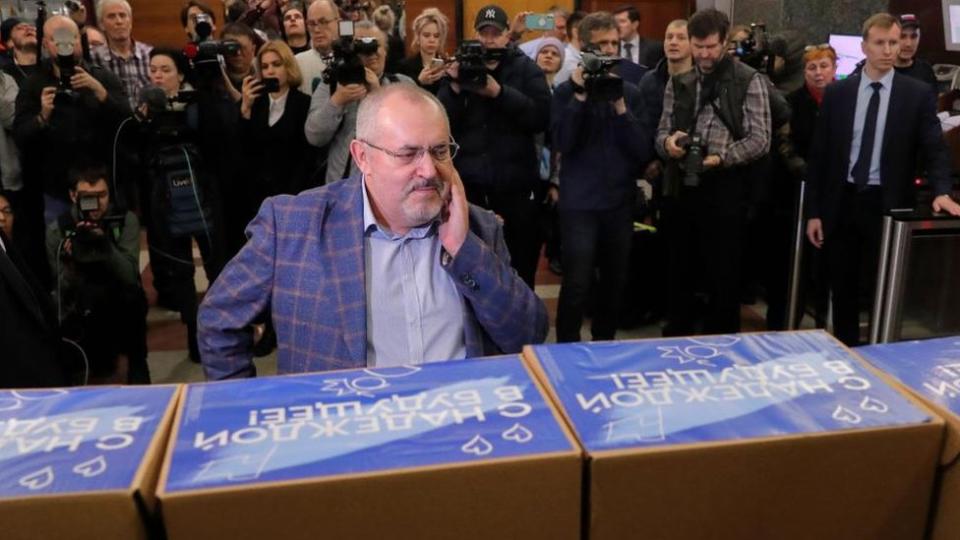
[157,356,581,540]
[524,330,944,540]
[857,337,960,540]
[0,385,181,540]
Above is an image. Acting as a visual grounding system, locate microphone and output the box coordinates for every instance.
[137,85,169,121]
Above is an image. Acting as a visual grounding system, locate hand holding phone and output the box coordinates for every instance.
[261,77,281,93]
[525,13,555,31]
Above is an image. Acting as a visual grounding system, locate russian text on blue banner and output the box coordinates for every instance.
[165,357,572,492]
[532,331,930,452]
[0,386,177,497]
[858,336,960,413]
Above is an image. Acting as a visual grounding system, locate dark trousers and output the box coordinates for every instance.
[825,184,883,346]
[464,184,541,288]
[143,194,223,361]
[662,174,745,336]
[556,203,633,342]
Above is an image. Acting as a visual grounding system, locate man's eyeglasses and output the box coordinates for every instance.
[307,18,340,29]
[360,139,460,165]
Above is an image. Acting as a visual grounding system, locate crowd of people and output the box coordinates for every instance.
[0,0,958,387]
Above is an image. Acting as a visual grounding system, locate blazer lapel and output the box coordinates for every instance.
[838,74,860,171]
[328,177,368,364]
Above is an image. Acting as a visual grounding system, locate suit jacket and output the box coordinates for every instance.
[0,231,68,388]
[806,72,951,234]
[240,89,316,215]
[198,175,549,380]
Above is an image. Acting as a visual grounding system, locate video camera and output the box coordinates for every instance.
[64,195,124,264]
[580,49,623,102]
[454,40,505,89]
[734,23,773,73]
[51,27,77,105]
[183,13,241,79]
[322,21,379,91]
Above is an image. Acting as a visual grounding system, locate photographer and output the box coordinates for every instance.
[655,8,771,336]
[295,0,340,95]
[44,165,148,383]
[552,11,651,343]
[437,4,551,288]
[304,21,412,185]
[221,22,261,100]
[13,15,129,227]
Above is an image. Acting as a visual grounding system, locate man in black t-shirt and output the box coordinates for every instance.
[894,14,937,92]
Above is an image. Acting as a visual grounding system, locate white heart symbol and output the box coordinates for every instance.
[19,466,54,490]
[461,435,493,457]
[832,405,862,425]
[73,455,107,478]
[860,396,889,413]
[502,423,533,444]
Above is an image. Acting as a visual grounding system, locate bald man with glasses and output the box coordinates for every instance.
[199,84,548,379]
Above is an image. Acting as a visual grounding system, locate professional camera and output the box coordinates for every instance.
[51,26,77,105]
[183,12,241,79]
[676,133,705,187]
[193,12,215,42]
[63,196,124,264]
[453,41,505,89]
[580,50,623,102]
[322,22,379,91]
[734,23,773,73]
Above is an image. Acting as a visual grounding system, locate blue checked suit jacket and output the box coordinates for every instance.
[198,175,548,380]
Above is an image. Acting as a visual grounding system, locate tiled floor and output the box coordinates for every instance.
[143,237,777,384]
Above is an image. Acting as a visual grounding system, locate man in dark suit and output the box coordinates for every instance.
[805,12,960,346]
[613,5,663,68]
[0,230,68,388]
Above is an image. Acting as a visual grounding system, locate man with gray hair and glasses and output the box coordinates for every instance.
[199,83,548,379]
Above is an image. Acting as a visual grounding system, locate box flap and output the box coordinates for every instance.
[527,330,932,453]
[0,385,179,499]
[857,337,960,465]
[159,356,575,494]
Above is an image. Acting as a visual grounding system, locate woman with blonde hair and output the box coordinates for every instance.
[372,4,405,73]
[239,40,316,207]
[398,7,449,94]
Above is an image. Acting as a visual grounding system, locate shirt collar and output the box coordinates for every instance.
[361,176,438,240]
[269,89,289,106]
[860,67,895,90]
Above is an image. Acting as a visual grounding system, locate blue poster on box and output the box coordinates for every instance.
[531,331,930,452]
[0,386,177,498]
[857,336,960,414]
[164,357,572,493]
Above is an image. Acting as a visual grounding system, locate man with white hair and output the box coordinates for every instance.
[90,0,153,108]
[199,83,547,379]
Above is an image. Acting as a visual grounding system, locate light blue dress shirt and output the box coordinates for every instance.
[847,68,895,186]
[361,179,467,367]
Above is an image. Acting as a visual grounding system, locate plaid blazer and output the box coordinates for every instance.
[198,175,548,380]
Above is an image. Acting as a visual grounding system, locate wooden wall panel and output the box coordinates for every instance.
[130,0,225,49]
